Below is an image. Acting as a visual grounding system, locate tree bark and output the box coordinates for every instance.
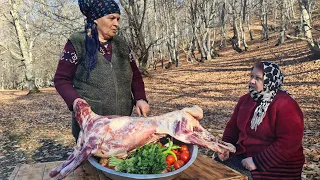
[231,0,243,53]
[260,0,269,40]
[119,0,149,74]
[241,0,248,51]
[297,0,319,58]
[276,0,286,46]
[220,1,227,47]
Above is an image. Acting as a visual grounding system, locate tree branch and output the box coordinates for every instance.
[138,0,147,32]
[10,50,24,61]
[286,34,309,42]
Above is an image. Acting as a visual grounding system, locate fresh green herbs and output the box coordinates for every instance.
[108,143,167,174]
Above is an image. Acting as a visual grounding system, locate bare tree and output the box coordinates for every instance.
[288,0,320,58]
[230,0,243,52]
[9,0,40,94]
[220,0,228,47]
[240,0,249,51]
[119,0,151,74]
[260,0,269,40]
[275,0,287,46]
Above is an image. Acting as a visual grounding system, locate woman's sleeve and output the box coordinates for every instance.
[222,97,243,145]
[252,97,304,171]
[53,40,81,111]
[129,50,148,104]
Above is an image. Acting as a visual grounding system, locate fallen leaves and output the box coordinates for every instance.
[0,33,319,180]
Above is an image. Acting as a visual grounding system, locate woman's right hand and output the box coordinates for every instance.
[73,98,86,112]
[217,151,230,161]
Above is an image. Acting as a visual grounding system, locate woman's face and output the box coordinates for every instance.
[249,66,264,92]
[94,13,120,42]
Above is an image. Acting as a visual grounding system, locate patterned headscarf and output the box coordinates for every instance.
[78,0,121,77]
[249,61,289,131]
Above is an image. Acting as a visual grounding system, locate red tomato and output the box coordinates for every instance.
[173,160,185,170]
[180,145,188,152]
[179,151,190,163]
[176,152,181,159]
[166,155,175,166]
[172,149,178,154]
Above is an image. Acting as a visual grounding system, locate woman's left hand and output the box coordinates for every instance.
[136,100,150,117]
[241,157,257,171]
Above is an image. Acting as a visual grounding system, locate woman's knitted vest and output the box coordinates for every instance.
[69,32,133,139]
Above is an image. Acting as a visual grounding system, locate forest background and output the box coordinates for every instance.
[0,0,319,179]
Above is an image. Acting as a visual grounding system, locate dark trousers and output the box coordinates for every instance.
[215,154,253,180]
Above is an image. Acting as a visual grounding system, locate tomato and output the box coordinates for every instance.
[173,160,185,170]
[181,150,189,156]
[180,145,188,152]
[175,151,181,159]
[166,155,176,166]
[179,151,190,163]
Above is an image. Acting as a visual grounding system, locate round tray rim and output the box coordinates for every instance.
[88,144,198,179]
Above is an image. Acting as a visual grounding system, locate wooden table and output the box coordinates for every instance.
[9,155,247,180]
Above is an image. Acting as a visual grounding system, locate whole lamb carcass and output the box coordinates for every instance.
[49,99,235,179]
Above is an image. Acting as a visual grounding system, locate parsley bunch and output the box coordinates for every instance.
[108,143,167,174]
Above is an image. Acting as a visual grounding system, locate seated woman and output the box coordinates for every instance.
[216,61,305,180]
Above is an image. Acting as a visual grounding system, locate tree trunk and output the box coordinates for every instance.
[119,0,149,74]
[247,14,254,40]
[241,0,248,51]
[195,34,205,62]
[260,0,269,40]
[187,37,196,63]
[231,0,243,53]
[276,0,286,46]
[231,16,243,53]
[220,1,227,47]
[174,22,179,67]
[9,0,39,94]
[298,0,319,58]
[206,28,212,60]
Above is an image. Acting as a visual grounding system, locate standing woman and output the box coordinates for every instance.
[54,0,150,141]
[216,61,305,179]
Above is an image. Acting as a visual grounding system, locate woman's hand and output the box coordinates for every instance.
[217,151,230,161]
[241,157,257,171]
[73,98,84,112]
[136,99,150,117]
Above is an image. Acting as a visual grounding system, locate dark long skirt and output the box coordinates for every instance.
[215,154,253,180]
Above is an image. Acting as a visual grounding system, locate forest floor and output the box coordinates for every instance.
[0,30,319,179]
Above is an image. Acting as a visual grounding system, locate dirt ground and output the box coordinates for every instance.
[0,34,319,179]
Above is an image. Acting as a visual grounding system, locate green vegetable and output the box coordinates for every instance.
[108,143,167,174]
[163,150,177,161]
[162,138,179,161]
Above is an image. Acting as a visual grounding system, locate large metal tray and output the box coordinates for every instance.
[88,139,198,180]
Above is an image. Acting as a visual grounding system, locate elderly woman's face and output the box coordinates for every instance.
[249,67,264,92]
[94,13,120,41]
